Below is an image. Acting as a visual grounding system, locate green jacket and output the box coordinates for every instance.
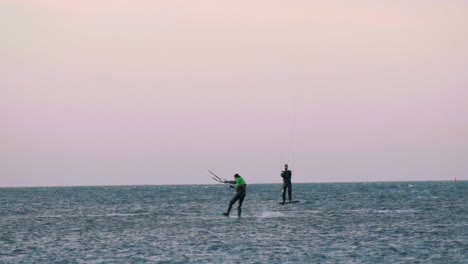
[227,177,247,192]
[235,177,246,188]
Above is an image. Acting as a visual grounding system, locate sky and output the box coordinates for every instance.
[1,0,467,187]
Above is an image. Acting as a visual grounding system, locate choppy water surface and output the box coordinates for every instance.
[1,182,467,263]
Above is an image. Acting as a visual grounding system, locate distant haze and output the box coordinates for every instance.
[2,1,467,187]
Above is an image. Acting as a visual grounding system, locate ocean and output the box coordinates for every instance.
[0,181,466,263]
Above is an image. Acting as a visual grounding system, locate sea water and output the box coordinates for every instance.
[0,182,467,263]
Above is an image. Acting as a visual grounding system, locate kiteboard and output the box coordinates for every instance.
[278,201,300,205]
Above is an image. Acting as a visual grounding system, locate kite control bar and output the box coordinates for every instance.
[209,170,227,183]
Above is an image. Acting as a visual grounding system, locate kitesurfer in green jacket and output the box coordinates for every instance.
[223,174,247,217]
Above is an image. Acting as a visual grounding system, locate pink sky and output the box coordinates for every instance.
[1,1,467,186]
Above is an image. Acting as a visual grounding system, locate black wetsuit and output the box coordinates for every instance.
[281,170,292,203]
[225,178,247,217]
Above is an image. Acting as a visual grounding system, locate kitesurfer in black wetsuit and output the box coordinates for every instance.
[222,174,247,217]
[281,164,292,204]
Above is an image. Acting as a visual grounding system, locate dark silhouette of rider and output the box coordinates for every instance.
[281,164,292,204]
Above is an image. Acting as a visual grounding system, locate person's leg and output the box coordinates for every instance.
[288,182,292,202]
[225,193,240,216]
[282,183,287,203]
[237,193,245,217]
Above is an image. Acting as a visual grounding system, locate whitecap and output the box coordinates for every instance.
[259,211,287,218]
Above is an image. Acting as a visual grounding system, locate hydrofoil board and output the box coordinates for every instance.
[278,200,300,205]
